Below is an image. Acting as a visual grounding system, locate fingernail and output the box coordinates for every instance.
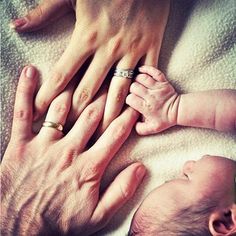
[25,66,36,79]
[9,18,27,29]
[136,165,146,181]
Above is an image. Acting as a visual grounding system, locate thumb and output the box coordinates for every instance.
[135,121,157,135]
[10,0,73,32]
[89,163,146,233]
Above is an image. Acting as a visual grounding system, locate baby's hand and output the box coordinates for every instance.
[126,65,179,135]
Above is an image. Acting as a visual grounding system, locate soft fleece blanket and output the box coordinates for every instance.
[1,0,236,235]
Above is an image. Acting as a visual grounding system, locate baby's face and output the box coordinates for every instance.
[137,155,235,217]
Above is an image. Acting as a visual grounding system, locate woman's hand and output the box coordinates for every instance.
[1,66,146,235]
[10,0,170,132]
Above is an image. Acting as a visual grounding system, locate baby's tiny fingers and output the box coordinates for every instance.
[126,94,146,115]
[135,74,156,88]
[130,82,148,99]
[139,66,167,82]
[135,121,157,136]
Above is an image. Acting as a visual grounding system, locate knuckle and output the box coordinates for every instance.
[83,30,98,47]
[51,101,68,115]
[84,106,100,123]
[137,74,149,84]
[76,88,91,104]
[158,84,172,96]
[149,93,156,100]
[115,91,124,103]
[145,101,153,111]
[128,35,143,54]
[36,98,48,109]
[80,161,101,182]
[51,71,68,91]
[107,37,122,58]
[14,109,31,121]
[113,123,127,140]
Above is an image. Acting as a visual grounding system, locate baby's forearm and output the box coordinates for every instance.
[176,90,236,132]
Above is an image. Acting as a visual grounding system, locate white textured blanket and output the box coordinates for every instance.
[1,0,236,235]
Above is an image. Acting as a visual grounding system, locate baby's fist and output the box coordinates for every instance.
[126,66,179,135]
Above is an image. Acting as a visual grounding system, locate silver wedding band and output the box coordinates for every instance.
[114,68,134,79]
[42,121,63,132]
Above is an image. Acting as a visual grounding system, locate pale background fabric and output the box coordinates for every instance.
[1,0,236,235]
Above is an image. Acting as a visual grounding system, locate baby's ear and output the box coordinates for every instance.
[209,204,236,235]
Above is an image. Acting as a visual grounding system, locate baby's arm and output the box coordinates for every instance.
[177,90,236,132]
[126,65,236,135]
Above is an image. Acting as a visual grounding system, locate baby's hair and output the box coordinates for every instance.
[128,197,218,236]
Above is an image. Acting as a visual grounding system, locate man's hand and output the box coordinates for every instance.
[1,66,146,235]
[10,0,170,132]
[126,65,179,135]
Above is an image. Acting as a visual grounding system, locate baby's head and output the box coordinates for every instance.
[129,155,236,236]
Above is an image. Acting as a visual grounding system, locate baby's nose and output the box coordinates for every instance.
[183,160,196,176]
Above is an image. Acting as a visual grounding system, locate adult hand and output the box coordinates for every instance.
[10,0,170,132]
[1,66,146,235]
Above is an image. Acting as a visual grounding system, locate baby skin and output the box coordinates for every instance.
[129,155,236,235]
[126,65,236,135]
[126,66,236,235]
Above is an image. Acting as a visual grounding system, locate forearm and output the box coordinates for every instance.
[176,90,236,132]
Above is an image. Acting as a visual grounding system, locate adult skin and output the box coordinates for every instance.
[10,0,170,132]
[0,66,146,235]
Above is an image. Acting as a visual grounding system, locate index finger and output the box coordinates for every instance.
[87,107,139,172]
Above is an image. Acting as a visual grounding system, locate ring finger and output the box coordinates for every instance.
[39,83,73,141]
[98,55,140,133]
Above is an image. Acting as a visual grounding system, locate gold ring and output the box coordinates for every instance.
[42,121,63,132]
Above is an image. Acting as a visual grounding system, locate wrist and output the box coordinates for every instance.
[175,94,186,127]
[170,94,181,127]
